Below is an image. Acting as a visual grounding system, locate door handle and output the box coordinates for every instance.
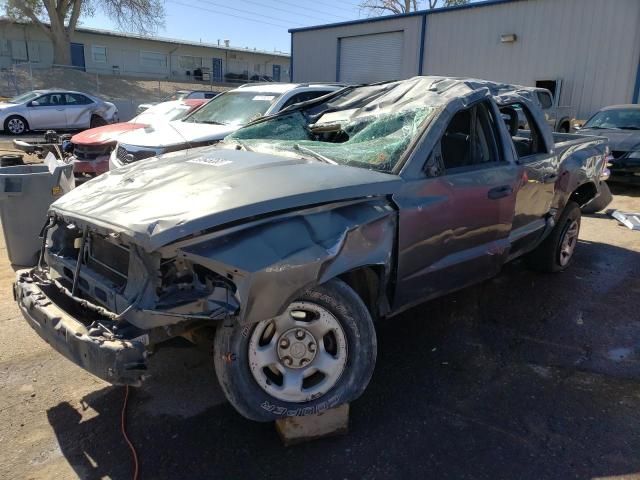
[56,108,65,111]
[487,185,513,200]
[543,173,558,183]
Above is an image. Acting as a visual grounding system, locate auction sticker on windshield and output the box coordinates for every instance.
[252,96,275,101]
[187,157,233,167]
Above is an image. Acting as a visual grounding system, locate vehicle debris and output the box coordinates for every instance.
[610,210,640,230]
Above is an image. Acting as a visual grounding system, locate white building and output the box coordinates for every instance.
[289,0,640,119]
[0,19,290,83]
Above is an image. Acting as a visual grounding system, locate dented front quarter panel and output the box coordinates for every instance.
[163,198,397,325]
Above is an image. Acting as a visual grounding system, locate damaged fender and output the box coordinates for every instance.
[169,197,397,325]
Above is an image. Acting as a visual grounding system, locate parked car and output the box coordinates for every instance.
[71,99,207,183]
[110,83,344,170]
[577,104,640,186]
[14,76,608,423]
[0,90,118,135]
[136,90,219,114]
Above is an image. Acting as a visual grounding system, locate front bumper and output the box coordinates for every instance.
[72,155,110,181]
[14,269,148,385]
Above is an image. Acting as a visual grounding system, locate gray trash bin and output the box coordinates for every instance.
[0,162,74,266]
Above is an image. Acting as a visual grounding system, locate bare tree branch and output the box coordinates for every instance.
[359,0,468,15]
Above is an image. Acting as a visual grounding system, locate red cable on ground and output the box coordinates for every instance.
[121,385,140,480]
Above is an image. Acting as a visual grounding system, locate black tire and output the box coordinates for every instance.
[90,115,107,128]
[4,115,28,135]
[214,278,377,422]
[558,123,570,133]
[526,201,581,273]
[581,182,612,214]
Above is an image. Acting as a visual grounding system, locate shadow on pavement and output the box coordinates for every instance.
[47,240,640,479]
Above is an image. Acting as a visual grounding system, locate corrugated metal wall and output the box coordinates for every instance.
[291,16,422,83]
[292,0,640,119]
[423,0,640,118]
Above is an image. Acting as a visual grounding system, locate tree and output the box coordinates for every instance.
[359,0,470,16]
[3,0,164,65]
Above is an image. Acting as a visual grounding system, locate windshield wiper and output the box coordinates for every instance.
[199,120,226,125]
[293,144,337,165]
[234,140,253,152]
[620,126,640,130]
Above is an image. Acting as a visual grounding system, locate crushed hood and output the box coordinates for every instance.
[51,146,401,250]
[71,123,147,146]
[116,120,237,148]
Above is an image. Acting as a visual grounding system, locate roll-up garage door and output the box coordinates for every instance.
[338,31,403,84]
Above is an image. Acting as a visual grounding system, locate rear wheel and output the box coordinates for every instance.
[558,122,570,133]
[214,278,377,422]
[4,115,28,135]
[526,201,581,272]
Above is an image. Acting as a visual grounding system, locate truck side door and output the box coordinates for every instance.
[498,102,557,257]
[393,100,521,310]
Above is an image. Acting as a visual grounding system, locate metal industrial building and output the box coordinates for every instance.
[289,0,640,119]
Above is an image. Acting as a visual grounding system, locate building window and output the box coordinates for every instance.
[10,40,27,61]
[92,45,107,64]
[140,51,167,69]
[177,55,202,70]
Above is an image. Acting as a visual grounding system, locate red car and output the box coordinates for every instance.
[71,98,206,182]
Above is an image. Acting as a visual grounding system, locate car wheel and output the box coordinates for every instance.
[526,201,581,273]
[4,116,28,135]
[581,182,612,214]
[214,278,377,422]
[90,115,107,128]
[558,123,570,133]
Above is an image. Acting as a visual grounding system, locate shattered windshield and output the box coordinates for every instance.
[228,105,436,173]
[183,91,279,127]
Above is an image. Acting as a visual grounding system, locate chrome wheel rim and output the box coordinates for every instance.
[559,219,579,266]
[248,301,348,403]
[7,118,24,134]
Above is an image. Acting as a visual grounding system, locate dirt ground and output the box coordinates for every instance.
[0,185,639,480]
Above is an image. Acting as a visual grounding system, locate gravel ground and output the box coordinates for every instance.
[0,185,639,480]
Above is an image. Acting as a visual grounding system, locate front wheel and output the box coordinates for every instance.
[4,115,28,135]
[214,278,377,422]
[526,201,581,272]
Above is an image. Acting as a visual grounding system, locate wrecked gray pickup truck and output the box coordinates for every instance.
[14,76,609,422]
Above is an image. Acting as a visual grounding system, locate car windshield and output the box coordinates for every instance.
[8,91,40,104]
[132,102,194,123]
[183,91,279,126]
[584,108,640,130]
[228,105,436,174]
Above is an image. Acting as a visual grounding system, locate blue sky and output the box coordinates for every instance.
[79,0,370,54]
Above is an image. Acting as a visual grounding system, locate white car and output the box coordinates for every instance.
[110,83,343,169]
[0,90,118,135]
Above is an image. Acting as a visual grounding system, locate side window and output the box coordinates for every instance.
[34,93,64,106]
[65,93,92,105]
[204,92,216,99]
[499,103,547,159]
[439,102,501,171]
[537,91,553,109]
